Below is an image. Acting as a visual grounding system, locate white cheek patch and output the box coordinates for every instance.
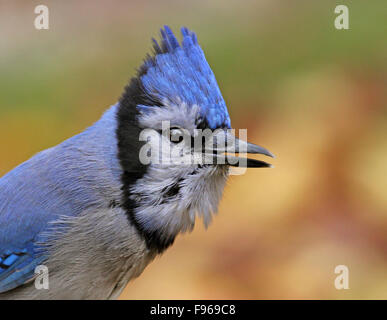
[129,165,229,242]
[133,100,229,240]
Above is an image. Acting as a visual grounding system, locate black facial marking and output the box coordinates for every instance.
[164,184,180,198]
[117,68,178,254]
[161,178,183,201]
[196,118,229,131]
[196,119,209,130]
[109,199,119,208]
[117,35,229,253]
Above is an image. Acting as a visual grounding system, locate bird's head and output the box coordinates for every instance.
[116,26,274,253]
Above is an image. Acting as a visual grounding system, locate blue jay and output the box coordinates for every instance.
[0,26,273,299]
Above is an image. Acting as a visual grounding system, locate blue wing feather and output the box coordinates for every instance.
[0,163,50,293]
[0,149,77,293]
[0,105,122,293]
[0,237,45,292]
[0,250,43,292]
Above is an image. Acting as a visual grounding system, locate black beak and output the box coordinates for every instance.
[203,131,275,168]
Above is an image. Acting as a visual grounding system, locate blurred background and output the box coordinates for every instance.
[1,0,386,299]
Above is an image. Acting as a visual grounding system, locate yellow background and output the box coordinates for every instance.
[1,1,386,299]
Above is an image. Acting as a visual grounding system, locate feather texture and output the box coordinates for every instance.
[0,105,122,294]
[138,26,231,129]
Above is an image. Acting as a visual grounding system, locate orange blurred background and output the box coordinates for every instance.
[1,0,386,299]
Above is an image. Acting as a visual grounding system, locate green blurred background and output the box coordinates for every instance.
[1,0,386,299]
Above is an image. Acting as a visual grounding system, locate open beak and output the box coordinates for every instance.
[204,130,275,168]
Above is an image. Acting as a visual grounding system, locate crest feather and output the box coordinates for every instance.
[136,26,231,129]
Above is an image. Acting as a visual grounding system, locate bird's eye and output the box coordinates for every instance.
[170,127,184,144]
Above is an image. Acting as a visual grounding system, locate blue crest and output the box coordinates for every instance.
[138,26,231,129]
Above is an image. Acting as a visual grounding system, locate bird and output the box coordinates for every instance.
[0,26,274,299]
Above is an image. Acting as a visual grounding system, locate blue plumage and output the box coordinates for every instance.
[0,26,272,299]
[1,254,19,267]
[139,26,231,129]
[1,26,233,294]
[0,248,39,293]
[0,106,122,294]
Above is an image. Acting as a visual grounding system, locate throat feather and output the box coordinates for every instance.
[128,165,229,253]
